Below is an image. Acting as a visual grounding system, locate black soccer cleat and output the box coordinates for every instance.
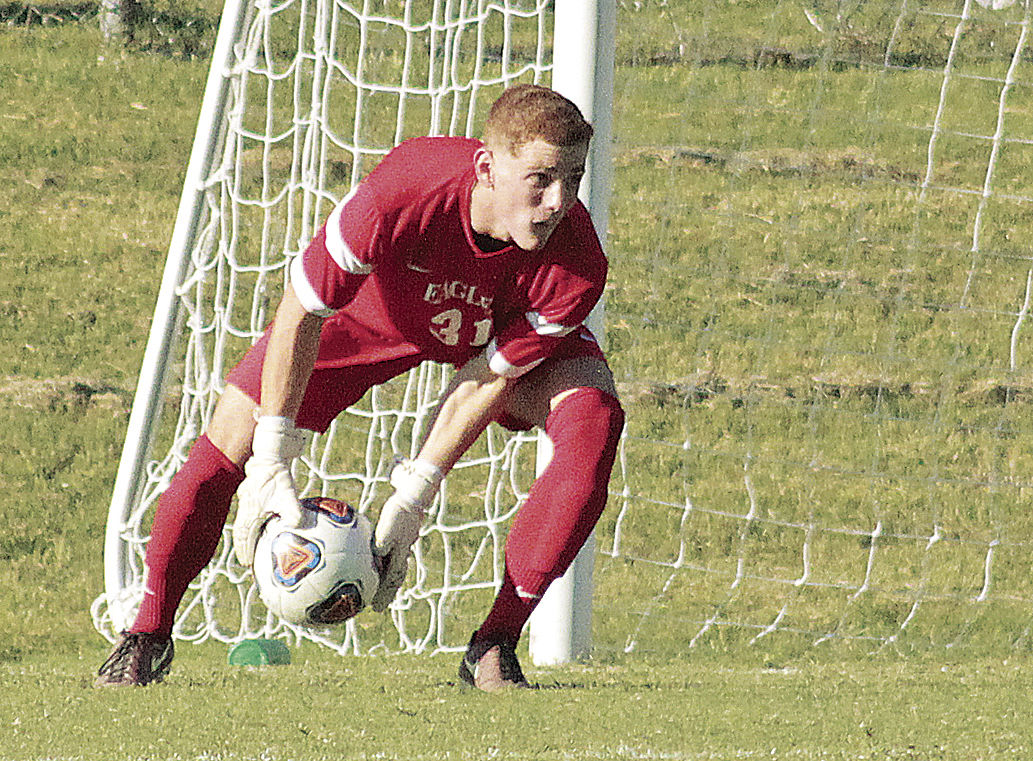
[458,633,534,693]
[95,630,174,687]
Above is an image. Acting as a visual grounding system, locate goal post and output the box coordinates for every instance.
[528,0,616,667]
[94,0,617,660]
[101,0,252,635]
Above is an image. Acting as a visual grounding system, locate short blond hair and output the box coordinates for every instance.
[482,84,593,155]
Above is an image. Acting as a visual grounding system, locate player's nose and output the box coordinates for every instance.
[544,179,564,210]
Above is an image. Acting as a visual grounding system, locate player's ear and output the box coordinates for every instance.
[473,147,494,189]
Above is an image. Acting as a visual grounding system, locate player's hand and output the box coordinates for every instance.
[369,491,424,612]
[233,416,306,566]
[369,458,443,612]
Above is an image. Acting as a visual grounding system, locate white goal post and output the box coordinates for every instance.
[527,0,615,666]
[93,0,616,662]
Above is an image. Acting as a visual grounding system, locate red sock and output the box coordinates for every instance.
[476,388,624,644]
[475,569,533,645]
[131,435,244,635]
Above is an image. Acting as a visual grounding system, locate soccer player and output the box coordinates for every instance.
[95,84,625,692]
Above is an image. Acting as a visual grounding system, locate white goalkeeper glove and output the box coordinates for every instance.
[369,457,443,612]
[233,415,306,566]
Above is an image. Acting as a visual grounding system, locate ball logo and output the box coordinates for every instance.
[307,581,363,624]
[304,496,356,526]
[270,532,323,588]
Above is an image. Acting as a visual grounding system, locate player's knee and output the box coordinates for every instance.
[545,386,624,461]
[204,384,259,466]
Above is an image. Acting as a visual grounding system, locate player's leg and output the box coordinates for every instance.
[95,385,257,687]
[132,386,258,632]
[96,343,418,685]
[459,351,624,691]
[98,327,281,686]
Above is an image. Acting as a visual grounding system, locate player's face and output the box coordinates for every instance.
[475,138,588,251]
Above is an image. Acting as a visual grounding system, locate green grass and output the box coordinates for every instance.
[5,3,1033,758]
[0,20,207,663]
[4,645,1033,760]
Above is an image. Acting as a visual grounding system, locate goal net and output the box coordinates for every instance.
[600,0,1033,658]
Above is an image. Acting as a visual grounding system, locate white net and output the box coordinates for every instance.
[92,0,557,655]
[599,0,1033,657]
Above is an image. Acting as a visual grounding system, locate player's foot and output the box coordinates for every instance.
[95,630,174,687]
[458,633,533,692]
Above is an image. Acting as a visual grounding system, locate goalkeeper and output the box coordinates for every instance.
[96,84,624,692]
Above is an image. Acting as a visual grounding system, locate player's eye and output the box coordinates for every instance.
[528,172,551,189]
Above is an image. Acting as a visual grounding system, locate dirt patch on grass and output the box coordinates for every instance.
[0,375,132,412]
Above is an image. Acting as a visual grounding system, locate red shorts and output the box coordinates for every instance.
[226,327,605,434]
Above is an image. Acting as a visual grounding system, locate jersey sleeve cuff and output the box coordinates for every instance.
[525,310,577,338]
[486,340,546,379]
[289,255,336,317]
[325,190,374,276]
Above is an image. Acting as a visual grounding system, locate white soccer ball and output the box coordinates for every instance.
[253,496,381,626]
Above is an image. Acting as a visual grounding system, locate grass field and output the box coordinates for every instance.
[4,1,1033,758]
[5,646,1033,759]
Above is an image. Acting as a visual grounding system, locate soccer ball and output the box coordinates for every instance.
[252,496,381,626]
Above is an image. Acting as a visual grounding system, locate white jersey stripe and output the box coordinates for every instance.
[325,189,374,276]
[289,256,335,317]
[486,339,546,379]
[525,310,577,337]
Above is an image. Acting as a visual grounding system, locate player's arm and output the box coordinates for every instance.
[369,352,513,611]
[418,352,513,472]
[234,181,376,566]
[258,285,325,421]
[233,285,325,565]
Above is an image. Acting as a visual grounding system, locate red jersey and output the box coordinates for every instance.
[291,137,607,378]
